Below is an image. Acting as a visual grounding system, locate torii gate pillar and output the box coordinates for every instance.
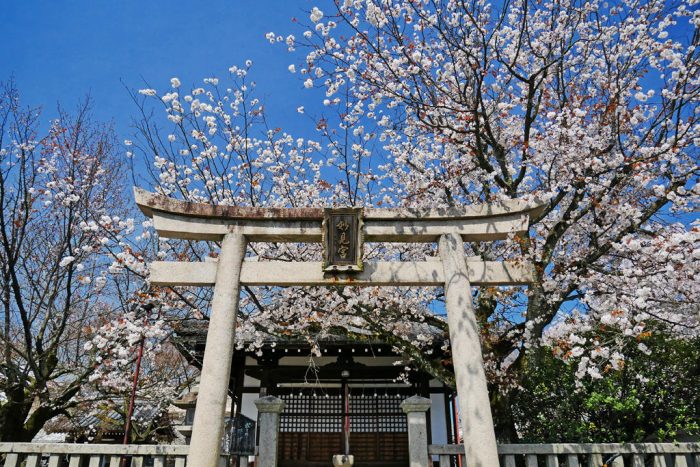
[187,233,247,467]
[440,232,499,467]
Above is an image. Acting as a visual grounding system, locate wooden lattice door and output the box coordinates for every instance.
[277,390,409,467]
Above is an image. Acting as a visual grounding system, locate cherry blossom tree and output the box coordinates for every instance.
[77,309,191,444]
[0,81,180,441]
[130,0,699,440]
[287,0,699,436]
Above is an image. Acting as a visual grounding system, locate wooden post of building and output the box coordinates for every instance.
[254,396,286,467]
[439,232,500,467]
[401,396,432,467]
[187,233,247,467]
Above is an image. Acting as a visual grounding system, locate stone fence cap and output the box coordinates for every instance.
[254,395,286,413]
[400,395,432,413]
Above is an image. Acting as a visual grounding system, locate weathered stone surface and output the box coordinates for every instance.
[254,396,285,467]
[136,187,543,243]
[0,443,189,455]
[401,396,432,467]
[400,395,432,414]
[134,187,325,220]
[439,232,499,467]
[1,441,698,457]
[254,395,286,413]
[149,259,536,287]
[331,454,354,466]
[186,233,247,467]
[150,209,530,242]
[135,188,545,221]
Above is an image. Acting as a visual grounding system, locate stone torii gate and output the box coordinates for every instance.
[134,188,543,467]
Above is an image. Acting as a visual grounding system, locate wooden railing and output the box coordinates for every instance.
[429,443,700,467]
[0,443,189,467]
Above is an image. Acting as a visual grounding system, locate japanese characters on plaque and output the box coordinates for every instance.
[322,208,364,272]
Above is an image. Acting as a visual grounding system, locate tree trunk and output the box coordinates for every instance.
[491,389,519,443]
[0,398,31,441]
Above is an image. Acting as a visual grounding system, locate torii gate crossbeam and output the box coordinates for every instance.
[135,188,544,467]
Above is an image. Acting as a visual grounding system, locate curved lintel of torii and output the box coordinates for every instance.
[133,187,546,243]
[134,187,546,221]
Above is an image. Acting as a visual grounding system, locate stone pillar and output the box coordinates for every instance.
[401,395,432,467]
[254,396,286,467]
[439,232,499,467]
[187,233,247,467]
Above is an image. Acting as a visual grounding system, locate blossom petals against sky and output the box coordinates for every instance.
[0,0,320,138]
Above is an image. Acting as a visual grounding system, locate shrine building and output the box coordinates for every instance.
[172,320,458,467]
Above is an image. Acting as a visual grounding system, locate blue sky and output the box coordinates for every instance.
[2,0,697,221]
[0,0,322,140]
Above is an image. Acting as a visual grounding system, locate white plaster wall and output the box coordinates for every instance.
[277,356,336,366]
[243,374,260,387]
[240,393,259,420]
[430,392,448,444]
[275,355,399,367]
[239,375,260,420]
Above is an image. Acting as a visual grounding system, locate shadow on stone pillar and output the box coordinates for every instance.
[401,395,432,467]
[254,396,285,467]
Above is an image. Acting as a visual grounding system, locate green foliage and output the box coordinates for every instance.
[511,328,700,443]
